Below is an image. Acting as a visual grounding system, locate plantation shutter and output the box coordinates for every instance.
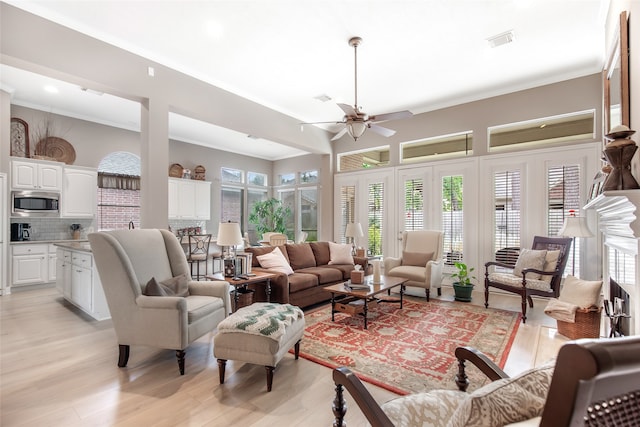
[547,164,581,275]
[404,178,424,231]
[442,175,464,265]
[368,182,384,256]
[340,185,356,244]
[494,170,521,264]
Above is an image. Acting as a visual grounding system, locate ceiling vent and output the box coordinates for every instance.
[487,30,515,48]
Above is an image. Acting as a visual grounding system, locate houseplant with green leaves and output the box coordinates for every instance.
[248,198,292,237]
[450,261,476,302]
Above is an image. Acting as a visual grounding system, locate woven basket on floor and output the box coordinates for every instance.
[557,306,602,339]
[235,288,254,310]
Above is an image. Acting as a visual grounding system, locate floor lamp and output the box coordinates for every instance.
[559,211,594,277]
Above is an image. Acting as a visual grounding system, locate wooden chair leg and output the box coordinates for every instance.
[521,294,528,323]
[425,288,430,302]
[265,366,275,392]
[294,340,300,359]
[118,344,130,367]
[217,359,227,384]
[437,287,442,296]
[333,383,347,427]
[484,283,490,308]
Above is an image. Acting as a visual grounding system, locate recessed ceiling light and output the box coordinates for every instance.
[247,134,259,140]
[314,94,332,102]
[81,87,104,96]
[487,30,515,48]
[44,85,59,94]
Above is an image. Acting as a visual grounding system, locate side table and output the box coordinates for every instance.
[207,271,277,312]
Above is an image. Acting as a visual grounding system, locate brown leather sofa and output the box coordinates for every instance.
[244,242,367,308]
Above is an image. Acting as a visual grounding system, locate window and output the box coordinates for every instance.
[247,171,267,186]
[247,188,268,241]
[338,146,390,172]
[548,164,581,275]
[279,173,296,186]
[97,152,140,231]
[221,187,243,223]
[401,132,473,163]
[489,110,595,152]
[300,188,318,241]
[368,182,384,256]
[279,189,296,240]
[493,170,521,262]
[300,170,318,183]
[339,185,356,244]
[442,175,464,265]
[221,167,243,184]
[404,178,424,230]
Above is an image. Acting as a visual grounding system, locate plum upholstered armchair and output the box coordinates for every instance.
[383,230,444,301]
[89,229,231,375]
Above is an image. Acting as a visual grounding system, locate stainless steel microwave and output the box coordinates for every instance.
[12,191,60,217]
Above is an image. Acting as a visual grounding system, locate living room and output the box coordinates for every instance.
[2,1,640,426]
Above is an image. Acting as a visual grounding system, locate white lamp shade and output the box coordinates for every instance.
[345,222,364,238]
[347,121,367,140]
[558,216,594,238]
[216,222,243,246]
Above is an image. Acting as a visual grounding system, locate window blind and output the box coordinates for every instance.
[494,170,521,264]
[442,175,464,265]
[368,182,384,256]
[404,178,424,230]
[339,185,356,244]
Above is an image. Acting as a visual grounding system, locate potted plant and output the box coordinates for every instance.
[450,261,476,302]
[248,198,292,237]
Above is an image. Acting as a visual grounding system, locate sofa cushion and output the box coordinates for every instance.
[245,246,276,267]
[513,249,547,279]
[144,274,189,297]
[541,250,560,283]
[487,272,552,292]
[328,242,354,265]
[310,241,331,266]
[287,272,320,293]
[559,275,602,308]
[324,264,357,280]
[296,267,343,284]
[285,243,317,270]
[402,251,434,267]
[257,247,294,275]
[381,390,466,427]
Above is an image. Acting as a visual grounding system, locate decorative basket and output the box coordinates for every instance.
[194,165,206,180]
[557,306,602,340]
[169,163,183,178]
[235,288,254,310]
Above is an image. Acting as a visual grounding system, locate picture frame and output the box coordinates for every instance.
[10,117,30,158]
[603,11,630,134]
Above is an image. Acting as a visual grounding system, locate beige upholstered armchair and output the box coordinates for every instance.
[333,336,640,427]
[89,229,231,375]
[384,230,444,301]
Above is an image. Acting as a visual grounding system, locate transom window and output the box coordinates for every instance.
[401,132,473,163]
[338,146,390,172]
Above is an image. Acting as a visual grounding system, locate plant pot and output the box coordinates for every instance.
[453,282,474,302]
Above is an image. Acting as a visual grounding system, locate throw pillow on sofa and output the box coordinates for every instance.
[328,242,354,265]
[257,247,294,275]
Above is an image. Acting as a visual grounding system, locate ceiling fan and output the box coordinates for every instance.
[303,36,413,142]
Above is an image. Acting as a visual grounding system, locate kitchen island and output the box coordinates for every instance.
[54,242,110,321]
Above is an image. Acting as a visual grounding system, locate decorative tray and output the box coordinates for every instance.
[35,137,76,164]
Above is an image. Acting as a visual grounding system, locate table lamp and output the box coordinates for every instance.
[217,221,244,277]
[345,222,364,255]
[558,210,594,276]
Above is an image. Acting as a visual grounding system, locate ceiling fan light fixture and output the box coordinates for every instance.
[347,121,367,140]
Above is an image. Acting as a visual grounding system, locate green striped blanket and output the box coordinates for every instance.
[217,303,304,341]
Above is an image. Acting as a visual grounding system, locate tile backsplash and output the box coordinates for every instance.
[10,218,95,241]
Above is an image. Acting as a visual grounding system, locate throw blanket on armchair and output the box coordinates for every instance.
[217,302,304,340]
[544,298,579,323]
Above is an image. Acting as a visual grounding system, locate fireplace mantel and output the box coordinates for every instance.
[584,189,640,335]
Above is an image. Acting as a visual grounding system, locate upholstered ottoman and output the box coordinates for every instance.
[214,302,305,391]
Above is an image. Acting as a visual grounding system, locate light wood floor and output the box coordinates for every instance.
[1,286,569,427]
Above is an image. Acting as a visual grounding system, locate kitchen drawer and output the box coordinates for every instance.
[71,252,92,268]
[12,244,48,256]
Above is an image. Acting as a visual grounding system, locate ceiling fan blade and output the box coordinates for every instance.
[368,123,396,138]
[370,110,413,122]
[300,120,344,125]
[331,127,349,141]
[337,103,358,116]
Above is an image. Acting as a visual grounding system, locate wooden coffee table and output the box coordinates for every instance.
[324,275,408,329]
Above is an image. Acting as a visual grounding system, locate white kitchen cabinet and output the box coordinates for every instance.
[11,158,63,191]
[61,167,97,218]
[48,244,57,282]
[168,178,211,220]
[11,244,48,286]
[56,249,71,298]
[56,246,110,320]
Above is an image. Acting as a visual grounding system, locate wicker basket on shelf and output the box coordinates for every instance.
[557,306,602,339]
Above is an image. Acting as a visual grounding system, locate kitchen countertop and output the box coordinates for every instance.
[11,239,89,245]
[53,241,92,252]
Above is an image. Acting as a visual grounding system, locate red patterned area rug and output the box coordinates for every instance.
[298,297,520,395]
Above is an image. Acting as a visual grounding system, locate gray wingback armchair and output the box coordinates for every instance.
[89,229,231,375]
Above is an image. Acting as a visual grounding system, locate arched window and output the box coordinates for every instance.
[96,152,141,231]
